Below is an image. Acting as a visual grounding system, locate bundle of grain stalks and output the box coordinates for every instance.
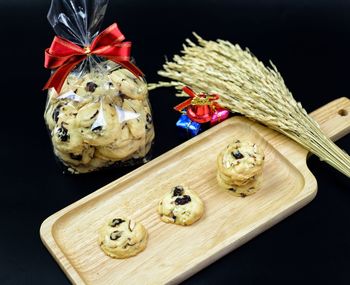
[149,33,350,177]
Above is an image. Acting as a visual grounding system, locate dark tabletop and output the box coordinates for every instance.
[0,0,349,284]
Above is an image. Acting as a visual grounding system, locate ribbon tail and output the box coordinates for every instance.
[106,56,144,78]
[174,98,193,112]
[119,60,144,78]
[182,86,197,98]
[43,57,85,93]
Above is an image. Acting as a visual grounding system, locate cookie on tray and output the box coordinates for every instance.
[217,172,263,197]
[158,185,204,226]
[217,140,265,183]
[98,217,148,259]
[217,140,265,196]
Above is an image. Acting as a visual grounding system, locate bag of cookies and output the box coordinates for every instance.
[43,0,154,174]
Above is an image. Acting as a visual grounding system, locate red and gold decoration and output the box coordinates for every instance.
[175,87,230,136]
[43,23,143,93]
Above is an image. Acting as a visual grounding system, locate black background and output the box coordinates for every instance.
[0,0,350,284]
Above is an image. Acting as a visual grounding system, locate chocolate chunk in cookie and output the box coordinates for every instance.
[172,186,184,197]
[69,153,82,160]
[57,125,70,142]
[175,195,191,205]
[146,113,152,124]
[85,82,98,92]
[110,218,125,227]
[52,104,62,123]
[91,125,103,133]
[232,150,244,159]
[110,230,122,240]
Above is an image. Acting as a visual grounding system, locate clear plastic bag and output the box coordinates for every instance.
[43,0,154,174]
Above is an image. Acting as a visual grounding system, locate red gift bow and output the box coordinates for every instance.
[43,23,143,93]
[174,86,220,112]
[174,86,222,123]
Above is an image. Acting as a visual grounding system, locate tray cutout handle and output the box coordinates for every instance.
[310,97,350,141]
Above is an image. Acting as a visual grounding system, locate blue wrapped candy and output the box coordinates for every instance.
[176,114,201,136]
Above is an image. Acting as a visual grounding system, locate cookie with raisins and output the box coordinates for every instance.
[44,86,93,132]
[216,140,265,196]
[122,99,148,139]
[76,101,121,146]
[44,100,63,131]
[217,172,263,197]
[74,73,120,102]
[158,185,204,226]
[96,125,142,161]
[133,125,155,159]
[52,106,85,154]
[53,145,95,166]
[98,217,148,259]
[217,140,265,185]
[109,68,148,100]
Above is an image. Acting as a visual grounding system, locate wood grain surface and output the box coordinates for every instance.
[40,97,350,285]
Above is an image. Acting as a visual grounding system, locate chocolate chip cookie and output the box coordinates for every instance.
[98,217,148,259]
[217,140,265,196]
[158,185,204,226]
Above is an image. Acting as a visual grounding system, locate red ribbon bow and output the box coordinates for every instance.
[174,87,220,111]
[43,23,144,93]
[174,87,220,123]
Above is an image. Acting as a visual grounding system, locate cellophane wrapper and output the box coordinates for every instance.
[44,0,155,174]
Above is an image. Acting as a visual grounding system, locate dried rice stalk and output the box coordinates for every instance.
[149,33,350,177]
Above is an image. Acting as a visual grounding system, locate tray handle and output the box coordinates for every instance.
[310,97,350,141]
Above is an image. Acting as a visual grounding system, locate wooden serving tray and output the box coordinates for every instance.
[41,98,350,285]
